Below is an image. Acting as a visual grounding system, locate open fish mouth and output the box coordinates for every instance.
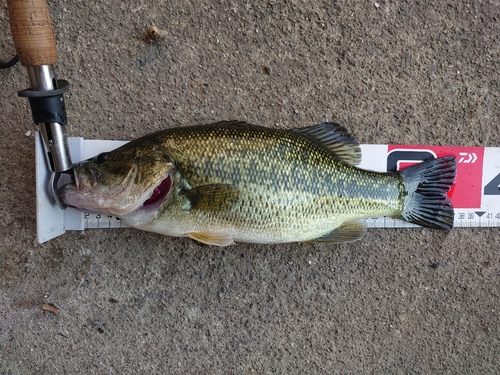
[59,155,176,217]
[140,175,172,210]
[60,170,173,216]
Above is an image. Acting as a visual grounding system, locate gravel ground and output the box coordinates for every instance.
[1,0,499,373]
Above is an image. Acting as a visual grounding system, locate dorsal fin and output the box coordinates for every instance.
[292,122,362,166]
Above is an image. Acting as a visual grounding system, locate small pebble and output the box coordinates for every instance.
[144,26,168,42]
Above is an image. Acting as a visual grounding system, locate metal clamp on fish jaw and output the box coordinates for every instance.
[7,0,73,210]
[18,68,72,209]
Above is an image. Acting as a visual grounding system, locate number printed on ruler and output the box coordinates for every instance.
[362,144,500,228]
[386,145,500,228]
[84,212,128,229]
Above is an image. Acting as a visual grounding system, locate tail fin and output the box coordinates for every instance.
[399,156,456,230]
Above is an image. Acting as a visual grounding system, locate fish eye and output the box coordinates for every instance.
[93,152,109,164]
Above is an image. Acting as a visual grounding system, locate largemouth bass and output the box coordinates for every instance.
[60,121,456,246]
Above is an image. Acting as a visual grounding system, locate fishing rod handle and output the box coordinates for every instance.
[7,0,58,67]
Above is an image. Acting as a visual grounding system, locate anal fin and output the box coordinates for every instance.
[188,231,234,246]
[311,220,367,243]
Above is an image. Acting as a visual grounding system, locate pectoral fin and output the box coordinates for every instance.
[311,220,367,243]
[188,231,234,246]
[184,184,240,212]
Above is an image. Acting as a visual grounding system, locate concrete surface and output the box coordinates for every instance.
[1,0,499,373]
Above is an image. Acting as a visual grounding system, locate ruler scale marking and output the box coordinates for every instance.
[35,135,500,241]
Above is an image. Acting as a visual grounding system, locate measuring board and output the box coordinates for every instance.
[36,133,500,243]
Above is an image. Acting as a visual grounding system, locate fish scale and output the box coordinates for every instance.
[131,123,408,243]
[59,121,456,246]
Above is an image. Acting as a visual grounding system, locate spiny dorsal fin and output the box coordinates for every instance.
[184,184,240,212]
[293,122,362,166]
[188,231,234,246]
[310,220,367,243]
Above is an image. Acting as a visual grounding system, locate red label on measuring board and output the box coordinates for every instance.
[387,145,485,209]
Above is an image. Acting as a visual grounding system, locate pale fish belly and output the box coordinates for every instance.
[128,171,403,244]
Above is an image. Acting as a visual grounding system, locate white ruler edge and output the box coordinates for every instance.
[36,134,500,243]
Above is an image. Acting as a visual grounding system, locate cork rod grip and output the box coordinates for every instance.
[7,0,58,67]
